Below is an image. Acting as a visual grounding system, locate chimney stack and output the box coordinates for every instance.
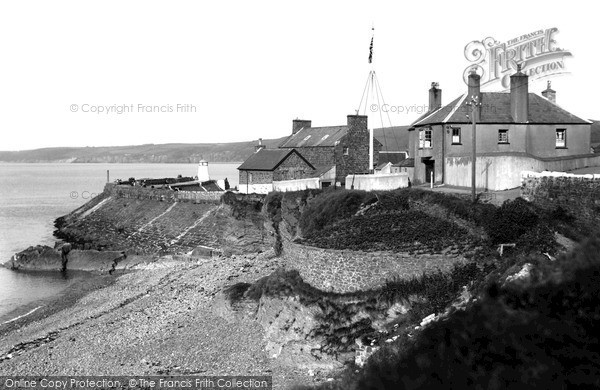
[292,119,311,135]
[429,82,442,111]
[542,80,556,104]
[347,114,368,133]
[467,70,482,120]
[510,64,529,123]
[255,138,265,153]
[467,70,481,102]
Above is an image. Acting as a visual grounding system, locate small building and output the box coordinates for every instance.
[237,148,316,194]
[374,162,393,174]
[393,158,414,177]
[408,71,598,190]
[373,126,410,164]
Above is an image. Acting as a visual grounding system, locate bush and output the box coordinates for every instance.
[298,190,375,237]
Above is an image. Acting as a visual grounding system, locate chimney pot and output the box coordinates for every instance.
[255,138,266,153]
[542,80,556,104]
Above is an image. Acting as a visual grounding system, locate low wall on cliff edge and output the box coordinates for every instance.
[345,173,409,191]
[521,171,600,226]
[282,241,466,293]
[104,183,224,204]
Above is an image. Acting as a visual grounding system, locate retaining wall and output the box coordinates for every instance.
[521,171,600,226]
[105,183,224,203]
[283,241,466,293]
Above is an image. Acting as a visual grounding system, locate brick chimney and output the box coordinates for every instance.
[542,80,556,104]
[510,64,529,123]
[292,119,311,135]
[255,138,265,153]
[429,82,442,110]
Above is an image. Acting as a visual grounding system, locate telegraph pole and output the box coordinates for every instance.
[466,96,481,203]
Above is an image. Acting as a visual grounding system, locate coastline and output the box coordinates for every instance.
[0,270,118,336]
[0,253,322,389]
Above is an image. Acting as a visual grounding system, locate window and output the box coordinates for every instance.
[498,129,509,144]
[419,129,432,148]
[556,129,566,148]
[451,127,461,144]
[424,129,432,148]
[343,147,349,155]
[248,172,253,183]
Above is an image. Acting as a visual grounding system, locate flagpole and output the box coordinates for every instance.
[368,26,374,172]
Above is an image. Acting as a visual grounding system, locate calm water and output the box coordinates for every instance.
[0,162,240,321]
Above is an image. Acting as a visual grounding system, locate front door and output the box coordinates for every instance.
[424,160,435,183]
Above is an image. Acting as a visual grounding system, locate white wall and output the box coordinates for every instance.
[273,178,321,192]
[445,154,600,191]
[237,183,273,194]
[345,173,409,191]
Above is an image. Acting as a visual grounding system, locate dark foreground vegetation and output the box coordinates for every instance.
[306,236,600,390]
[224,187,600,389]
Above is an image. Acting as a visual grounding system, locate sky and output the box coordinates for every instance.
[0,0,598,151]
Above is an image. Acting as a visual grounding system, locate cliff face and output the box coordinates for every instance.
[53,185,274,257]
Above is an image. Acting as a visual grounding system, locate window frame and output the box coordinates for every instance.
[498,129,509,144]
[556,129,567,148]
[423,129,432,148]
[451,127,461,145]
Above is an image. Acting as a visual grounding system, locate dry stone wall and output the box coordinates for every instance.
[521,171,600,227]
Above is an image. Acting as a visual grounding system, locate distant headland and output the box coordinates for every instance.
[0,138,287,164]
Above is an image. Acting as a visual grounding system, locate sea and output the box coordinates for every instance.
[0,162,240,323]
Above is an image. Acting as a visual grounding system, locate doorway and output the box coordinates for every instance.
[424,159,435,183]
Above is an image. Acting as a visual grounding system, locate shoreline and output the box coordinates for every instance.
[0,270,120,337]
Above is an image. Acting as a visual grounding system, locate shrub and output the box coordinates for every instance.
[298,190,375,237]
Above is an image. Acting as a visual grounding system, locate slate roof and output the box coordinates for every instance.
[394,158,414,168]
[279,126,348,148]
[373,126,410,151]
[410,93,590,128]
[376,162,392,170]
[237,148,314,171]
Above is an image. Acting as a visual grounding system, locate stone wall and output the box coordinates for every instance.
[291,147,336,167]
[105,183,223,203]
[239,170,273,185]
[282,241,466,293]
[273,152,316,181]
[521,171,600,227]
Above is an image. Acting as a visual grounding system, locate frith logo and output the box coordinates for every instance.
[463,28,572,90]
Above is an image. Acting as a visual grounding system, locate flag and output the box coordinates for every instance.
[368,37,374,64]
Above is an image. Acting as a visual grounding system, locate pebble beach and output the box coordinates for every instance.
[0,253,323,389]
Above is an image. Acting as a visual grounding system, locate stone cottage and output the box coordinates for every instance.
[237,148,315,194]
[408,71,599,190]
